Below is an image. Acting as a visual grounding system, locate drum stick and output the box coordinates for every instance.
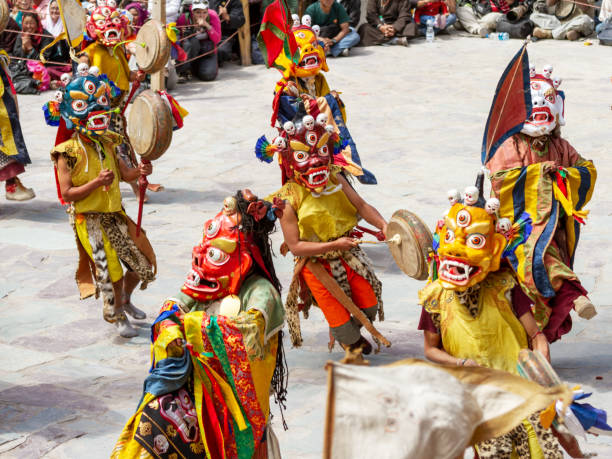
[358,235,401,245]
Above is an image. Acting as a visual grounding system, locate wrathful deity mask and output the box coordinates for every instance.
[275,25,328,80]
[281,116,336,192]
[521,65,565,137]
[436,203,506,290]
[60,74,112,136]
[182,208,253,302]
[86,5,129,47]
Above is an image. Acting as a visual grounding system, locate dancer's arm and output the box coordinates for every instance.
[337,174,387,236]
[55,154,113,202]
[423,331,479,367]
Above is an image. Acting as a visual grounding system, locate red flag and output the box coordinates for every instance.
[482,44,532,164]
[257,0,298,69]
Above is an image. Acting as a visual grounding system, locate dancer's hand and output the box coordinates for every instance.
[462,358,479,367]
[542,161,558,174]
[96,168,115,186]
[532,334,550,362]
[138,162,153,176]
[333,237,359,251]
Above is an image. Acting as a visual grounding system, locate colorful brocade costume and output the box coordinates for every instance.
[112,275,284,459]
[418,196,563,458]
[0,51,35,199]
[113,192,287,458]
[485,67,597,343]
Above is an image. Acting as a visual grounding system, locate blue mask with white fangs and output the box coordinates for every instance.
[60,75,112,138]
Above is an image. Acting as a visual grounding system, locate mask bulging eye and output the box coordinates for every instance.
[467,233,486,249]
[84,81,96,94]
[293,150,308,163]
[205,219,220,238]
[206,247,229,265]
[319,145,329,156]
[72,100,87,112]
[97,94,109,106]
[456,209,471,227]
[445,229,455,243]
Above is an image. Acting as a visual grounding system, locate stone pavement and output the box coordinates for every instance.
[1,36,611,458]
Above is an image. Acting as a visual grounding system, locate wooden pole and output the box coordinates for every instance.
[237,0,252,66]
[150,0,166,90]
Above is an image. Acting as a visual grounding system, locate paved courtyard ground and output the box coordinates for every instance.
[1,35,611,458]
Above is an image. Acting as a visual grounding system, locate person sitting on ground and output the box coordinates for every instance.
[340,0,361,28]
[0,17,21,53]
[597,0,612,33]
[11,0,35,27]
[209,0,244,65]
[305,0,360,57]
[454,0,503,37]
[125,1,150,32]
[176,0,221,81]
[10,12,69,93]
[358,0,417,46]
[414,0,457,34]
[41,0,63,38]
[530,0,595,40]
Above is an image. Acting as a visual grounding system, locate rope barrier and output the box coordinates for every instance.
[7,54,70,66]
[2,28,57,39]
[177,29,239,65]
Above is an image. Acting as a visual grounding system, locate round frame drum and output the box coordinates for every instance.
[134,19,171,74]
[386,210,433,280]
[127,89,173,161]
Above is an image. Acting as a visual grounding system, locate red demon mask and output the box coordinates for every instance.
[278,114,336,193]
[181,199,259,302]
[86,6,129,47]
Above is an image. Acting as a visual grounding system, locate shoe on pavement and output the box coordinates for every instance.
[574,295,597,320]
[479,27,489,38]
[115,315,139,338]
[341,48,349,57]
[5,177,35,201]
[123,301,147,320]
[397,36,409,47]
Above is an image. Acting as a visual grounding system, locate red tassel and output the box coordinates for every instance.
[54,165,67,205]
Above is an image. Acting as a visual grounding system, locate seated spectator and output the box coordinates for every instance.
[358,0,417,46]
[209,0,244,64]
[125,1,150,31]
[340,0,361,28]
[10,12,69,93]
[37,0,51,22]
[0,17,21,53]
[597,0,612,33]
[176,0,221,81]
[414,0,457,34]
[11,0,35,27]
[454,0,503,36]
[42,0,63,37]
[531,0,594,40]
[305,0,360,56]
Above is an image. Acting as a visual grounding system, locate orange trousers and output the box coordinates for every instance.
[301,259,378,328]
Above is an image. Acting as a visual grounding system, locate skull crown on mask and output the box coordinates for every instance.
[521,64,565,138]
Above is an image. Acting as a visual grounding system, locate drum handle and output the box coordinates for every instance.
[135,159,150,237]
[121,80,142,116]
[355,225,385,241]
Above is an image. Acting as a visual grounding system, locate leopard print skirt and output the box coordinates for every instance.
[476,412,563,459]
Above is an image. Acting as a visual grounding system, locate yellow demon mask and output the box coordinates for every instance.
[435,203,506,291]
[274,25,328,80]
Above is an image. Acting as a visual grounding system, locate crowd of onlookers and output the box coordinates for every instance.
[2,0,612,92]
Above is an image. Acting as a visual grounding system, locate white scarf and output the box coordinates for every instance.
[42,2,64,37]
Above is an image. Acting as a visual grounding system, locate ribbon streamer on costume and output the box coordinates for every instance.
[552,170,589,224]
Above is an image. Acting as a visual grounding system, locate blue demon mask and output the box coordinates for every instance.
[60,75,112,137]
